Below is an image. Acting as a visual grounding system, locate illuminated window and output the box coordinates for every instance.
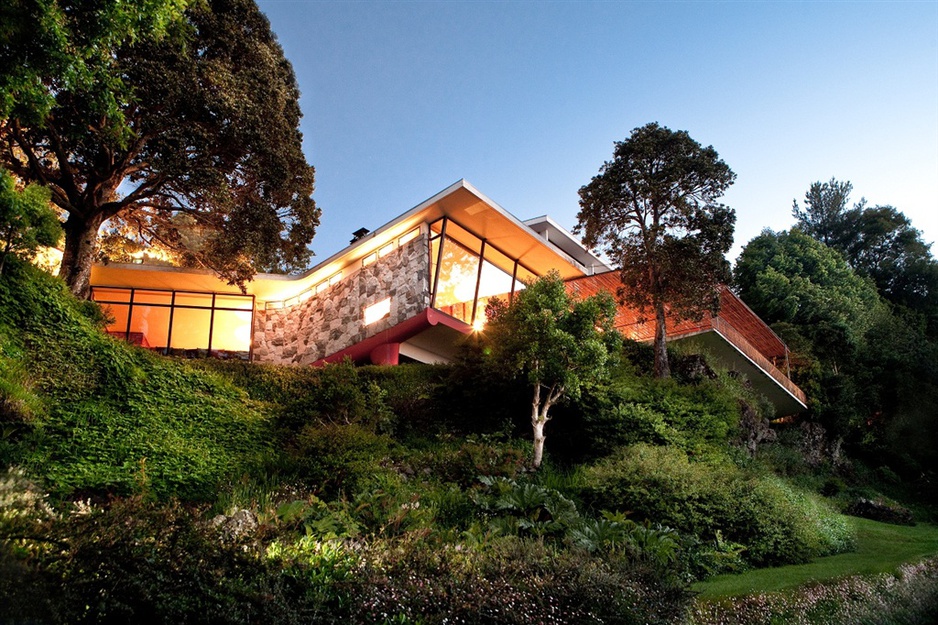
[315,281,329,294]
[378,242,394,258]
[429,217,532,326]
[363,297,391,325]
[329,272,342,286]
[362,252,377,267]
[90,287,253,358]
[398,228,419,246]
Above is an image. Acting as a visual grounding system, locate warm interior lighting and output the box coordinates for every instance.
[362,252,377,267]
[398,228,419,246]
[329,272,342,286]
[378,243,394,257]
[363,297,391,325]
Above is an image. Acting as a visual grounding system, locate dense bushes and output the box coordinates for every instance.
[547,349,765,464]
[580,444,853,567]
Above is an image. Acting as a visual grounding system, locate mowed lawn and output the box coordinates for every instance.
[694,517,938,599]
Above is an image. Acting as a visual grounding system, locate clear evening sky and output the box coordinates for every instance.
[256,0,938,264]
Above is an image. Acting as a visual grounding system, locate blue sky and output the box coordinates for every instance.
[256,0,938,264]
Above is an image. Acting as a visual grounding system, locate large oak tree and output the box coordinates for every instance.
[576,123,736,378]
[0,0,319,297]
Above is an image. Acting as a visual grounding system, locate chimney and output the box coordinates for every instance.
[350,227,370,244]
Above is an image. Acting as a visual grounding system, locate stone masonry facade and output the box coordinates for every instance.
[252,232,431,365]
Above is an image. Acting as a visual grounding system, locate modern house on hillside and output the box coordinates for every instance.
[89,180,807,416]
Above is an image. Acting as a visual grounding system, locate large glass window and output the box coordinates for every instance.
[90,287,254,359]
[429,217,539,325]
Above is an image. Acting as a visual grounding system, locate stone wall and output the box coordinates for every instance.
[252,233,430,365]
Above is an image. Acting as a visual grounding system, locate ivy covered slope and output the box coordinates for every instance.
[0,259,273,500]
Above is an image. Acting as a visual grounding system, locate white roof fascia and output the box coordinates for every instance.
[523,215,611,273]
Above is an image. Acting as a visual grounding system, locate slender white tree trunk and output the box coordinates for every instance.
[531,384,560,469]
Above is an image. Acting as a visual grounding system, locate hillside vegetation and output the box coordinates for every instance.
[1,258,935,624]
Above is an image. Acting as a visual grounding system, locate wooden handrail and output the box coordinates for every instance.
[709,316,807,405]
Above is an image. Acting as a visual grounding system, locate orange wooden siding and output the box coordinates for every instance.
[565,271,805,405]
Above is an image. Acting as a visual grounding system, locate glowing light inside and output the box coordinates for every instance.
[363,297,391,325]
[398,228,419,246]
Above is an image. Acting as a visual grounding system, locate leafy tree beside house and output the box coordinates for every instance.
[0,170,60,275]
[481,271,621,469]
[576,123,736,379]
[0,0,319,297]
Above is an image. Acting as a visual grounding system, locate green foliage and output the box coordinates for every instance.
[0,169,60,274]
[792,178,938,316]
[735,228,882,358]
[548,354,749,463]
[577,122,736,378]
[347,534,691,625]
[2,0,319,296]
[291,423,395,499]
[580,444,853,567]
[736,225,938,486]
[0,260,273,500]
[481,270,621,467]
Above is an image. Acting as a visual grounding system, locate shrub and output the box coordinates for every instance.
[580,444,853,567]
[291,423,396,499]
[348,534,692,625]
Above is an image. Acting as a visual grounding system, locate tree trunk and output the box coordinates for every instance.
[532,413,547,469]
[653,298,670,379]
[531,384,548,469]
[59,212,105,298]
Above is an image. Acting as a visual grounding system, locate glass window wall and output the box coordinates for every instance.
[90,287,254,359]
[429,217,539,325]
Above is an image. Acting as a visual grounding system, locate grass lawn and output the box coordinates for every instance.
[694,517,938,599]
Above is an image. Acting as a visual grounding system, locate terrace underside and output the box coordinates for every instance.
[566,273,807,417]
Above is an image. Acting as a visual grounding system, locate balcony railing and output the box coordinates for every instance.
[708,316,807,406]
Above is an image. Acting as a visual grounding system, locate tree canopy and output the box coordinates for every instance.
[734,228,882,363]
[0,0,319,297]
[791,178,854,247]
[0,169,60,275]
[792,178,937,319]
[734,225,938,481]
[481,271,621,468]
[576,122,736,378]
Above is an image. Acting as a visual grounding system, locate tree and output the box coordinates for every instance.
[734,228,882,362]
[734,228,883,437]
[791,178,854,246]
[576,122,736,378]
[482,271,620,468]
[735,227,938,480]
[0,0,319,297]
[792,179,938,322]
[0,169,60,275]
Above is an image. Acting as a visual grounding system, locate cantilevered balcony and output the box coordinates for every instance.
[566,273,807,417]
